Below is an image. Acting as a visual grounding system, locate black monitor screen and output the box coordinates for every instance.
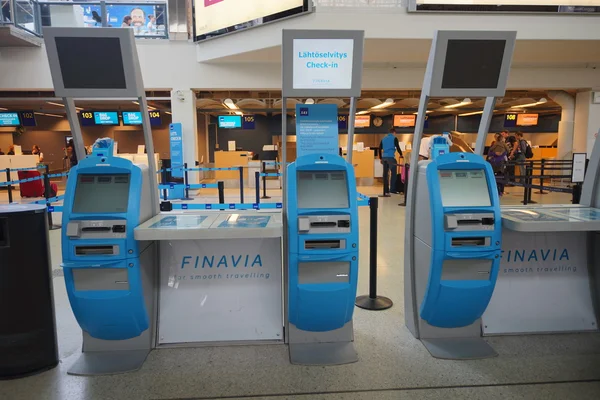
[297,171,349,209]
[72,174,131,214]
[441,40,506,89]
[55,37,127,89]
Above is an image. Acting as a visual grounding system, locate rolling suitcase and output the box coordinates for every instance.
[17,171,44,198]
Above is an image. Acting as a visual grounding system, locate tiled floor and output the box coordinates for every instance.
[0,185,598,400]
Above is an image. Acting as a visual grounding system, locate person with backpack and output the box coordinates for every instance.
[379,128,403,194]
[488,133,510,196]
[511,132,533,182]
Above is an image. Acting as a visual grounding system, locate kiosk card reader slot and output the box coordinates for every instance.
[286,154,359,365]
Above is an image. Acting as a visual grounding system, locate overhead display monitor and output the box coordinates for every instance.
[424,30,516,98]
[218,115,242,129]
[80,111,120,126]
[355,115,370,128]
[410,1,600,14]
[394,114,416,127]
[517,113,539,126]
[43,28,144,98]
[72,174,131,214]
[194,0,311,42]
[242,115,256,130]
[504,113,518,128]
[0,112,21,127]
[282,30,365,98]
[122,111,162,127]
[338,115,348,130]
[438,169,491,207]
[19,111,37,127]
[297,171,349,209]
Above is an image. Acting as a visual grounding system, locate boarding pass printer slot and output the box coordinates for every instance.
[304,240,345,250]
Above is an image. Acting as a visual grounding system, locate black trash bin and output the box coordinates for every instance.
[0,204,58,379]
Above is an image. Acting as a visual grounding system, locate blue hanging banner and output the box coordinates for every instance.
[169,123,185,199]
[295,104,339,158]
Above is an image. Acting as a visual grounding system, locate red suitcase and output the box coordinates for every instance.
[17,170,44,198]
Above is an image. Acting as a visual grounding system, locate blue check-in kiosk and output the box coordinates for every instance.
[409,153,501,359]
[286,154,359,365]
[61,139,156,375]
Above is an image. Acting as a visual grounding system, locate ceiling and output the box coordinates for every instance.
[0,90,565,118]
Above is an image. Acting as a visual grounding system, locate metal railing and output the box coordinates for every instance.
[0,0,168,39]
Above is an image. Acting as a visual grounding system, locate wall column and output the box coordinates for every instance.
[170,89,198,183]
[574,91,600,157]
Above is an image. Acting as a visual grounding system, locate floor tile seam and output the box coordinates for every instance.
[152,378,600,400]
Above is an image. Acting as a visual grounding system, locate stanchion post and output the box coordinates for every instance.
[183,162,190,200]
[43,165,54,229]
[261,161,270,199]
[400,163,409,207]
[5,167,12,204]
[356,197,393,310]
[255,171,260,205]
[527,161,537,204]
[536,158,547,194]
[239,166,244,204]
[218,181,225,204]
[380,161,390,198]
[161,167,168,201]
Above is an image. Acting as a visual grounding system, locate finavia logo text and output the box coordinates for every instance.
[501,248,569,263]
[181,255,263,269]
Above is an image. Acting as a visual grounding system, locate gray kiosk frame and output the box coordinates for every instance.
[404,30,517,360]
[281,29,364,365]
[43,27,160,375]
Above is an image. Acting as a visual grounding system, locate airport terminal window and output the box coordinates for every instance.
[441,40,505,89]
[55,37,127,89]
[72,174,131,214]
[438,170,491,207]
[297,171,349,209]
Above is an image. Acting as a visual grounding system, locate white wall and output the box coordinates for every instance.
[1,42,599,91]
[575,91,600,156]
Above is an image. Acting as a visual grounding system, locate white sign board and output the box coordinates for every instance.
[482,230,597,334]
[572,153,587,183]
[292,39,354,90]
[282,30,364,97]
[158,238,283,344]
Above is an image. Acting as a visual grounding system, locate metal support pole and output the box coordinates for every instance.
[400,163,409,207]
[527,161,537,204]
[100,1,108,27]
[536,159,547,194]
[255,171,260,205]
[261,161,270,199]
[474,97,497,156]
[161,167,168,201]
[239,166,244,204]
[356,197,392,310]
[63,97,86,164]
[346,96,357,164]
[138,95,160,215]
[218,181,225,204]
[43,165,56,230]
[5,168,12,204]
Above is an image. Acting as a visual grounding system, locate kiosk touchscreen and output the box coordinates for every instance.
[408,153,501,358]
[286,154,359,365]
[61,140,156,375]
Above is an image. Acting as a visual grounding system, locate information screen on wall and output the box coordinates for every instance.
[218,115,242,129]
[242,115,256,130]
[355,115,370,128]
[19,111,36,127]
[394,115,416,127]
[80,111,120,126]
[504,113,518,127]
[517,113,539,126]
[0,112,21,126]
[194,0,308,41]
[338,115,348,130]
[122,111,162,127]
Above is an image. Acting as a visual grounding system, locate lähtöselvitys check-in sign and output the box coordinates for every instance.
[293,39,354,90]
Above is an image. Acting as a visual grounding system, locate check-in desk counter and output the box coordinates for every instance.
[352,150,375,185]
[214,151,250,186]
[117,153,160,168]
[0,155,40,183]
[248,160,280,189]
[482,205,600,336]
[135,211,283,345]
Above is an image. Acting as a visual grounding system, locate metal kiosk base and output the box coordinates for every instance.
[68,350,150,376]
[288,323,358,366]
[421,337,497,360]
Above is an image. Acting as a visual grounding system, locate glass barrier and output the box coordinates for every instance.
[1,0,168,38]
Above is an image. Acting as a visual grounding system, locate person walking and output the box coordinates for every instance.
[379,128,403,194]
